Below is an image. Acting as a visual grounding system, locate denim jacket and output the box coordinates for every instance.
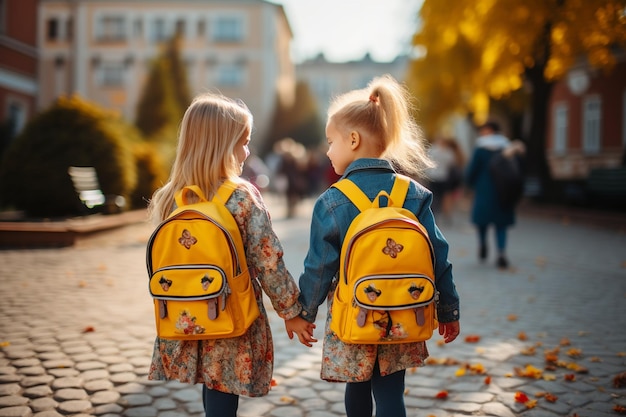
[298,158,460,324]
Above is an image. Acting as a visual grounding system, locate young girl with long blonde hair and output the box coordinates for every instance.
[296,75,460,417]
[147,92,314,417]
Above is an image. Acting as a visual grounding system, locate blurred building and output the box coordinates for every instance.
[547,51,626,180]
[296,52,409,123]
[0,0,38,142]
[36,0,295,148]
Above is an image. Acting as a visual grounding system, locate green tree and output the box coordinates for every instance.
[135,36,190,143]
[165,34,192,115]
[263,81,324,154]
[407,0,626,196]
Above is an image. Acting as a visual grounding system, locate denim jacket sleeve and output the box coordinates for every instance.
[297,195,341,322]
[413,188,460,323]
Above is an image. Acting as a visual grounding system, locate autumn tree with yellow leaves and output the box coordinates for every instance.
[407,0,626,196]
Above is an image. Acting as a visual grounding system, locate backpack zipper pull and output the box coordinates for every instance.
[221,281,231,311]
[159,300,168,319]
[356,307,367,327]
[208,299,218,320]
[414,307,425,326]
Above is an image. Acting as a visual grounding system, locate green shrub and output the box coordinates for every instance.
[130,142,168,210]
[0,95,137,217]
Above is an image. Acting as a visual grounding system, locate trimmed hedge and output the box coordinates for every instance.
[0,95,138,217]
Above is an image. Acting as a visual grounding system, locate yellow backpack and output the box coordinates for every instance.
[146,180,260,340]
[330,175,438,344]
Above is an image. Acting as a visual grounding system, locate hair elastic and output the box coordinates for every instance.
[369,94,378,103]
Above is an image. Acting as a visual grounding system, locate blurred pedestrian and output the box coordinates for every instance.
[425,137,456,215]
[146,93,314,417]
[274,138,309,218]
[296,75,460,417]
[465,120,525,269]
[441,137,466,222]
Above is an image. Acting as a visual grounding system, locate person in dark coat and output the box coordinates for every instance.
[465,121,525,269]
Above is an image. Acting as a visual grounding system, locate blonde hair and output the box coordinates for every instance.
[327,74,433,176]
[148,92,253,223]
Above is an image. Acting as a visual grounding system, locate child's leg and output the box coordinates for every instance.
[202,385,238,417]
[477,224,488,261]
[371,367,406,417]
[345,379,373,417]
[495,225,507,254]
[495,225,509,268]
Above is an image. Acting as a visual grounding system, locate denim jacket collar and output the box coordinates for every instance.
[342,158,395,178]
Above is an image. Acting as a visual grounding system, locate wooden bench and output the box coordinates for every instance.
[68,166,126,214]
[586,167,626,207]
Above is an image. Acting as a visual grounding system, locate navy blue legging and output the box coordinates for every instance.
[202,385,238,417]
[344,362,406,417]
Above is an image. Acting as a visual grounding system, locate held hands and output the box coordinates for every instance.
[285,316,317,347]
[439,320,460,344]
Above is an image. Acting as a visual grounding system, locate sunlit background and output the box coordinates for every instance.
[0,0,624,221]
[268,0,423,63]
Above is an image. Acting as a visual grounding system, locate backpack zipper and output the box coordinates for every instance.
[352,274,436,310]
[150,264,226,301]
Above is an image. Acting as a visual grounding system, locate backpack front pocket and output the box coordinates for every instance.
[331,274,438,344]
[150,265,235,339]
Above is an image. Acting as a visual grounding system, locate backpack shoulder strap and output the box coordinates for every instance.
[332,179,372,212]
[332,174,412,212]
[389,175,411,208]
[174,179,240,208]
[212,179,239,205]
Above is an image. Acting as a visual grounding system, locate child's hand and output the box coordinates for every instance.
[438,320,460,343]
[285,316,317,347]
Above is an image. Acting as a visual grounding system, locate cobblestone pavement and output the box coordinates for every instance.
[1,195,625,417]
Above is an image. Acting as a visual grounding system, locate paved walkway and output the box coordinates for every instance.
[0,195,625,417]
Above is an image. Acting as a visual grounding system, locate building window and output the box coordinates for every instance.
[153,18,168,42]
[99,62,125,87]
[133,19,143,38]
[47,18,59,41]
[213,16,243,42]
[582,96,601,154]
[553,103,568,154]
[66,18,73,41]
[197,20,206,37]
[0,0,7,35]
[97,16,126,41]
[5,100,27,139]
[215,64,244,87]
[175,19,185,37]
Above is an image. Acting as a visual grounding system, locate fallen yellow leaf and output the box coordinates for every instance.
[469,363,486,375]
[514,364,543,379]
[566,348,582,357]
[524,399,538,409]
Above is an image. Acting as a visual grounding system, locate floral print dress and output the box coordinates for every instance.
[148,183,302,397]
[320,294,429,382]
